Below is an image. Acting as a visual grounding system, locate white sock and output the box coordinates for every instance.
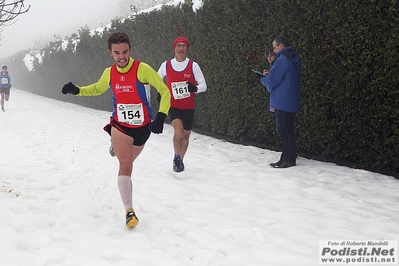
[117,175,133,211]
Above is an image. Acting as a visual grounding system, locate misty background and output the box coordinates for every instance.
[0,0,169,60]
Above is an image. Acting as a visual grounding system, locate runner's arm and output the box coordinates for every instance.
[77,68,111,96]
[193,62,207,93]
[138,63,170,115]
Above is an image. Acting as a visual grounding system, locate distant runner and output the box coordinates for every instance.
[157,37,207,172]
[0,65,12,112]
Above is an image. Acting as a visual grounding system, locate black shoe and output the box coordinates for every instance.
[272,161,296,168]
[270,160,283,167]
[173,158,184,172]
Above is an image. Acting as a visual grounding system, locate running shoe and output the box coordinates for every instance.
[125,208,139,228]
[109,145,115,157]
[173,158,184,172]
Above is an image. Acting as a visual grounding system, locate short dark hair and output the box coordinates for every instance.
[265,47,275,57]
[107,32,131,51]
[274,36,290,47]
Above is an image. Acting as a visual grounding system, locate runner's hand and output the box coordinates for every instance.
[187,82,198,92]
[151,112,166,134]
[62,82,80,95]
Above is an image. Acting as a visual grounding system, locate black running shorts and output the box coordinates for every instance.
[0,87,11,95]
[110,120,151,146]
[169,107,195,130]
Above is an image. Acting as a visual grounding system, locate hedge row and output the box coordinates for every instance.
[5,0,399,176]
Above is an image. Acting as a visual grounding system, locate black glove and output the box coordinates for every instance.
[62,82,80,95]
[151,112,166,134]
[187,81,198,92]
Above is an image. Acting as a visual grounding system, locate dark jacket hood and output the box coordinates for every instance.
[279,46,301,67]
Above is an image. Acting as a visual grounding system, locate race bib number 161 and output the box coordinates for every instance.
[171,81,190,100]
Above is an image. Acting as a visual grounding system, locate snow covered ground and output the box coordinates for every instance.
[1,89,398,266]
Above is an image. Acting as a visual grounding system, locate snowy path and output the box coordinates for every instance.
[1,89,398,266]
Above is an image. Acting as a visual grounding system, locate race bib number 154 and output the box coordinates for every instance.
[117,103,144,125]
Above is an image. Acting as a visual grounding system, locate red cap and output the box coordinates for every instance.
[173,37,189,50]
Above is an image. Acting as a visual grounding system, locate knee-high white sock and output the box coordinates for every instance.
[117,175,133,211]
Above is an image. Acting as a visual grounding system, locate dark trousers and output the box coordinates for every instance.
[275,110,296,164]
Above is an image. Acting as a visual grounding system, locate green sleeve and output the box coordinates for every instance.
[137,62,171,115]
[77,68,111,96]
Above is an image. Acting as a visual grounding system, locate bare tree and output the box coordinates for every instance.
[0,0,30,27]
[116,0,168,16]
[31,33,61,51]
